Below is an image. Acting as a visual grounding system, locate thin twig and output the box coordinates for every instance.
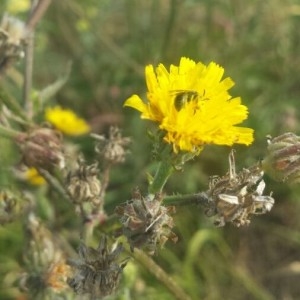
[25,0,52,33]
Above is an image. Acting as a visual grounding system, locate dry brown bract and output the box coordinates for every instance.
[205,150,274,227]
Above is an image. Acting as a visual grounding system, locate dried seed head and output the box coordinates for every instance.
[205,150,274,227]
[15,127,65,171]
[262,132,300,184]
[65,158,102,214]
[0,14,26,71]
[20,214,70,294]
[115,189,177,255]
[67,236,128,299]
[93,126,130,165]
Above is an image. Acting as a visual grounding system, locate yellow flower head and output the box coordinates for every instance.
[6,0,30,14]
[45,106,90,136]
[25,167,46,185]
[124,57,254,153]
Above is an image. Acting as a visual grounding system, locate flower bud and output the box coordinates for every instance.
[65,159,102,214]
[115,188,177,255]
[262,132,300,184]
[16,127,65,171]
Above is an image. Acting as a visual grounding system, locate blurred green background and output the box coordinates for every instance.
[2,0,300,299]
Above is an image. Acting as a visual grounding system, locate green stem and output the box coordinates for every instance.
[162,192,210,207]
[81,219,96,244]
[0,87,29,121]
[148,160,174,194]
[23,0,37,119]
[0,124,20,138]
[37,168,71,203]
[129,247,192,300]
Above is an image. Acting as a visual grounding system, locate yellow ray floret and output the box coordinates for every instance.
[45,106,90,136]
[124,57,254,152]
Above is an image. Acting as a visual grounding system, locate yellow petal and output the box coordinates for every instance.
[124,95,146,112]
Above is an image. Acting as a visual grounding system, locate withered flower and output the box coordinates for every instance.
[45,261,71,293]
[115,189,177,255]
[15,126,65,171]
[93,126,130,165]
[0,14,26,50]
[262,132,300,184]
[67,236,128,299]
[205,150,274,227]
[0,13,26,72]
[65,158,102,215]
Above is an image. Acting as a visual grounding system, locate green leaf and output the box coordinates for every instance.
[35,61,72,107]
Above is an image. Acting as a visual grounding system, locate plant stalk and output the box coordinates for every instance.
[163,192,210,207]
[148,160,174,194]
[130,247,192,300]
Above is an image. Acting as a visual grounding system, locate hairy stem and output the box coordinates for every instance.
[163,192,210,207]
[148,160,174,194]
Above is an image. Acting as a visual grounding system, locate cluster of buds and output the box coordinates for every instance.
[93,126,130,165]
[20,214,70,295]
[15,126,65,171]
[205,150,274,227]
[65,158,103,217]
[67,236,129,299]
[0,14,26,73]
[262,132,300,184]
[115,189,177,255]
[0,189,30,225]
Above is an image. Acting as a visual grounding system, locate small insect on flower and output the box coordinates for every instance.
[172,90,199,111]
